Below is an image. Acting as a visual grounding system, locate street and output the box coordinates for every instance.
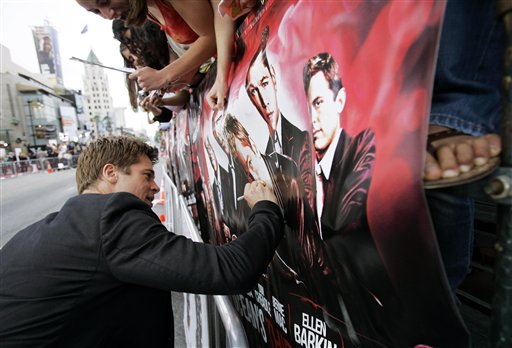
[1,169,77,248]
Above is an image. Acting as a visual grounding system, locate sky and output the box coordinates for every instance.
[0,0,157,136]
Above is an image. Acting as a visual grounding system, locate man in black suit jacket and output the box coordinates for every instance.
[303,53,405,346]
[0,136,284,348]
[211,110,249,240]
[245,26,315,210]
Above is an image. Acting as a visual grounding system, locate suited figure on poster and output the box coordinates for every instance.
[225,115,378,347]
[303,53,405,346]
[223,114,352,331]
[245,26,314,210]
[38,36,55,74]
[211,110,248,240]
[204,137,235,244]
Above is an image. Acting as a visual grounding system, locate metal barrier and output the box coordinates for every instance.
[0,156,79,179]
[161,170,249,348]
[491,2,512,346]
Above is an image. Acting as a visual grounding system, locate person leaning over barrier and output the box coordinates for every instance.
[0,136,284,348]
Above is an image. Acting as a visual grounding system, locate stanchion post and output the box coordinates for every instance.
[490,1,512,347]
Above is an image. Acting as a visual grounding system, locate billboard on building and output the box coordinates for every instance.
[32,25,63,85]
[59,106,78,142]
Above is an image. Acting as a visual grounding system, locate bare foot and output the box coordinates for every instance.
[424,125,501,182]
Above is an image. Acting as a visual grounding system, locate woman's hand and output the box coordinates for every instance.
[139,95,163,114]
[206,77,228,110]
[129,67,168,91]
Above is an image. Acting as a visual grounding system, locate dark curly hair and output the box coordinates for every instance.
[113,19,169,70]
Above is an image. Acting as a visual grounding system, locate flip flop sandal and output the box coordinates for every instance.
[423,129,500,189]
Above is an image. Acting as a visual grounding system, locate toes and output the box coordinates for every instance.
[424,130,501,183]
[455,142,473,173]
[472,137,491,166]
[424,152,443,181]
[484,134,501,157]
[437,145,460,178]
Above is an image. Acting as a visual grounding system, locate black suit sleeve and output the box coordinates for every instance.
[100,193,284,294]
[297,130,315,211]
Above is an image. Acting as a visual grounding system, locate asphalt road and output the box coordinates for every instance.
[1,169,77,248]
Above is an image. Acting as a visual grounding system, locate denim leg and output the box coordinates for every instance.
[430,0,504,135]
[426,190,475,297]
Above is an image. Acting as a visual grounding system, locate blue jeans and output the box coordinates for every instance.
[426,190,475,296]
[427,0,504,297]
[430,0,504,136]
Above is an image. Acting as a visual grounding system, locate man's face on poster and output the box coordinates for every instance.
[205,140,218,172]
[234,138,265,182]
[246,52,279,130]
[307,71,343,159]
[212,111,230,154]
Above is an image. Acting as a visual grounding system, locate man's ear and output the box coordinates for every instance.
[101,163,118,185]
[335,87,347,114]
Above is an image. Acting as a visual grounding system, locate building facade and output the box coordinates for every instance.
[81,50,116,138]
[0,44,77,155]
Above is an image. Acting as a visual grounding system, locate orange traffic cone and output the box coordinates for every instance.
[47,163,53,173]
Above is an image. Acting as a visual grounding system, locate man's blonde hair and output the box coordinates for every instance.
[76,136,158,194]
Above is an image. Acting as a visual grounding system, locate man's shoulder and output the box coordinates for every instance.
[281,114,310,143]
[338,128,375,150]
[331,128,375,167]
[281,114,302,133]
[103,192,152,210]
[65,192,148,212]
[354,127,375,142]
[349,128,376,155]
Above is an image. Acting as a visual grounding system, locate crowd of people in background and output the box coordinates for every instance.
[1,142,82,162]
[0,141,83,177]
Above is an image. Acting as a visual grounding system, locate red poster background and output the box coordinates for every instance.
[172,1,469,346]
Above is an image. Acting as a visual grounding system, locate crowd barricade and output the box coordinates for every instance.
[156,0,512,346]
[160,167,248,347]
[160,0,475,346]
[0,156,80,179]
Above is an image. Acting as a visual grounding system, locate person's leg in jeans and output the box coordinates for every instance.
[426,190,475,297]
[425,0,503,183]
[426,0,504,299]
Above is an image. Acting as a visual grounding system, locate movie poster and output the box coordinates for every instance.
[167,115,179,186]
[181,0,468,346]
[59,106,78,142]
[31,25,63,85]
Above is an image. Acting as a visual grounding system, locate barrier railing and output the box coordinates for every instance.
[490,2,512,346]
[161,169,248,348]
[0,156,79,179]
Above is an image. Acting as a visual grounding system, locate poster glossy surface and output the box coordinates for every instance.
[171,1,469,346]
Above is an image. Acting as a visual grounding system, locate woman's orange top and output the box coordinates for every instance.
[147,0,199,45]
